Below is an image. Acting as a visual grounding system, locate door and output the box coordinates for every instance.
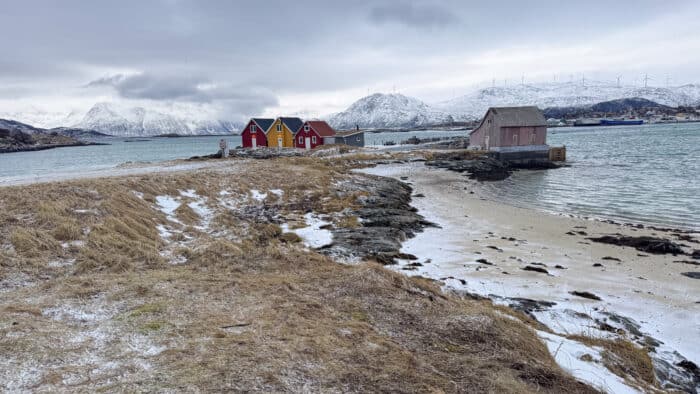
[252,135,257,148]
[305,137,311,150]
[512,134,519,146]
[484,135,490,150]
[277,137,283,148]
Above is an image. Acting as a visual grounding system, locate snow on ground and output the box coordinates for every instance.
[269,189,284,197]
[538,331,640,394]
[155,195,181,223]
[281,213,333,249]
[250,189,267,201]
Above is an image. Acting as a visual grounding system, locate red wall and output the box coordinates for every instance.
[241,120,268,148]
[294,127,323,149]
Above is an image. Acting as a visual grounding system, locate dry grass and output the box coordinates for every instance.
[568,335,657,388]
[0,157,597,393]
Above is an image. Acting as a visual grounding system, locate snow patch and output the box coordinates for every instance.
[250,189,267,201]
[538,331,640,394]
[281,213,333,249]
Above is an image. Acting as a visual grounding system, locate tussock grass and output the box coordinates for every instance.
[10,228,61,259]
[568,334,657,388]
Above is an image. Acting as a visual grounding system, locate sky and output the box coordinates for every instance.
[1,0,699,123]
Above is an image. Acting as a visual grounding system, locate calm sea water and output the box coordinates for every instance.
[477,123,700,230]
[1,125,697,229]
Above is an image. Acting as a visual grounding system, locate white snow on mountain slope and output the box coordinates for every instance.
[75,102,242,137]
[0,109,84,130]
[435,81,700,120]
[327,93,453,130]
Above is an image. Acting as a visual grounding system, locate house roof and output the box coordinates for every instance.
[279,117,304,133]
[306,120,336,137]
[251,118,274,132]
[470,106,546,135]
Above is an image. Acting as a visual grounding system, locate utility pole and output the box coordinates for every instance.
[643,74,651,88]
[616,75,622,88]
[521,74,525,86]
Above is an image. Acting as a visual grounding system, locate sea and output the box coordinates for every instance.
[0,123,697,230]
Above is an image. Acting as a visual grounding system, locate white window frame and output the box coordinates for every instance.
[277,123,282,132]
[304,124,310,132]
[311,136,317,144]
[298,136,303,144]
[251,124,256,133]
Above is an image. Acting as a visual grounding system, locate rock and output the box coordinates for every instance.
[588,235,686,255]
[413,193,425,198]
[554,265,567,269]
[570,291,602,301]
[506,297,556,318]
[673,260,700,266]
[476,258,493,265]
[487,245,503,252]
[692,250,700,260]
[592,263,604,267]
[601,256,621,262]
[676,360,699,375]
[321,175,435,264]
[681,272,700,279]
[522,265,549,274]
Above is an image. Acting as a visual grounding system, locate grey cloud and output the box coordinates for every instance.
[369,2,459,28]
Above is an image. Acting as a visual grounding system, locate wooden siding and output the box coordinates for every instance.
[266,118,296,148]
[294,127,323,149]
[241,120,268,148]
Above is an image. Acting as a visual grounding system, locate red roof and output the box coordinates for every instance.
[307,120,336,137]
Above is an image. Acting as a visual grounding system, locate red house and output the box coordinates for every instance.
[294,120,336,149]
[241,118,274,148]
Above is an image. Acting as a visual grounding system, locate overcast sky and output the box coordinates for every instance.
[1,0,699,121]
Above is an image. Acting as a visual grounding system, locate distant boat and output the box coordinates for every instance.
[600,118,644,126]
[574,118,602,127]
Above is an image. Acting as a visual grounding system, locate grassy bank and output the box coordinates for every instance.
[0,155,596,392]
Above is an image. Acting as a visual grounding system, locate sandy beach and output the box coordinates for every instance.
[361,162,700,392]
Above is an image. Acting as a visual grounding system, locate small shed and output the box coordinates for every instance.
[328,131,365,147]
[241,118,274,148]
[469,106,547,151]
[295,120,336,150]
[267,117,303,148]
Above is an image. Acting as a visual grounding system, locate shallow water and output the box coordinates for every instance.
[477,123,700,230]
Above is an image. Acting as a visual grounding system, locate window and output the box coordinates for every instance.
[487,119,492,124]
[299,136,303,144]
[513,134,519,145]
[356,136,361,142]
[311,136,316,144]
[277,124,282,132]
[530,131,536,144]
[304,124,310,132]
[251,124,256,133]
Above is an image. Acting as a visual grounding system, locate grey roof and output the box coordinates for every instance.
[489,106,546,127]
[279,117,304,133]
[252,118,274,131]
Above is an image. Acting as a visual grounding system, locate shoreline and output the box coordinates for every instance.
[359,162,699,391]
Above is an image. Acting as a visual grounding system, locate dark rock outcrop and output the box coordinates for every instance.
[321,175,435,264]
[588,235,686,255]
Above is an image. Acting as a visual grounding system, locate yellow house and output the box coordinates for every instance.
[266,117,303,148]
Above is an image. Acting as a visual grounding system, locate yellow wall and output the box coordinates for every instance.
[266,119,295,148]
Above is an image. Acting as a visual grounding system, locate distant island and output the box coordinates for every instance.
[0,128,105,154]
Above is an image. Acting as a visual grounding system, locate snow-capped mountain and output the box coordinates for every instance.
[435,81,700,120]
[76,103,241,137]
[327,93,453,130]
[0,109,84,130]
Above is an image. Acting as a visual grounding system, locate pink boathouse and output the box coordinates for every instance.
[468,106,549,162]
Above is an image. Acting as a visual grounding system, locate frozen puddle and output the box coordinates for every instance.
[281,213,333,249]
